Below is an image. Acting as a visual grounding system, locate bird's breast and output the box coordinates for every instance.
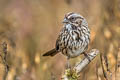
[58,24,90,58]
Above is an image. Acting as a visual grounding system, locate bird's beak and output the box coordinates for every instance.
[62,18,69,23]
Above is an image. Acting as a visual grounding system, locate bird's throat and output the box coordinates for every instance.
[65,24,72,31]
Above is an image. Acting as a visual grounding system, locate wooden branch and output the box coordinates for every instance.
[62,49,99,80]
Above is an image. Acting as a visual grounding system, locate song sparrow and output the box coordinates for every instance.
[43,12,90,60]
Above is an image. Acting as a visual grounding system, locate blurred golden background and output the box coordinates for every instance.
[0,0,120,80]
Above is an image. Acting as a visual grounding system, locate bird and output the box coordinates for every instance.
[43,12,90,64]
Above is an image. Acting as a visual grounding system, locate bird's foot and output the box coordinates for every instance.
[67,60,70,69]
[66,57,71,69]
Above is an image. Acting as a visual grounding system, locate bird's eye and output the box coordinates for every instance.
[70,17,75,20]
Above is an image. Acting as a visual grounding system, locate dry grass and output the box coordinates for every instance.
[0,0,120,80]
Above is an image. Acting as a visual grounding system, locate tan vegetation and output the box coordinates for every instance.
[0,0,120,80]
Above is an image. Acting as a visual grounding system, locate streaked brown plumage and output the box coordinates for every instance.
[43,12,90,59]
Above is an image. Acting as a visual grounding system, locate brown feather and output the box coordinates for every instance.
[42,48,58,56]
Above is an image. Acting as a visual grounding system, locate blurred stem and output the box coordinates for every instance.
[0,42,9,80]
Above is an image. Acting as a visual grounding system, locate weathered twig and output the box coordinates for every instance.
[0,42,9,80]
[62,49,99,80]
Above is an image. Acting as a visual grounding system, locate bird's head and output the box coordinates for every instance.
[63,12,88,27]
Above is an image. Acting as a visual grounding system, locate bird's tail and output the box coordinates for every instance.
[42,48,58,56]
